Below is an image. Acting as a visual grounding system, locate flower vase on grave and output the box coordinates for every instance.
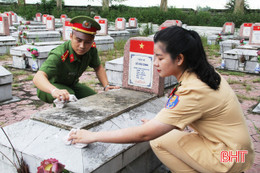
[220,59,225,69]
[238,55,246,71]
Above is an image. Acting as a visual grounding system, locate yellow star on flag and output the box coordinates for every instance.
[139,43,144,49]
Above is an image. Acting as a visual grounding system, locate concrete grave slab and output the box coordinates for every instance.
[0,65,12,102]
[122,37,164,96]
[94,35,114,51]
[126,28,140,37]
[0,94,167,172]
[222,22,235,35]
[0,36,16,55]
[32,88,156,130]
[108,30,130,42]
[239,23,253,39]
[11,30,61,43]
[219,40,240,55]
[97,18,108,36]
[252,103,260,114]
[0,15,10,36]
[222,48,259,73]
[249,24,260,45]
[115,17,126,31]
[10,43,62,70]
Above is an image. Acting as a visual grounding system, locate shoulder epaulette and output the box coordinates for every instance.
[61,50,69,62]
[91,42,96,48]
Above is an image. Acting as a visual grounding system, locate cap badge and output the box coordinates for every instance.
[82,21,91,28]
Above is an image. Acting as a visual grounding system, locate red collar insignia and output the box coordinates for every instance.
[61,50,69,62]
[91,42,96,48]
[70,53,74,63]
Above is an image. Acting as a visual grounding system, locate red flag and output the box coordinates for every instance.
[0,17,2,21]
[99,20,105,24]
[130,40,154,55]
[65,21,73,26]
[226,23,232,25]
[117,18,123,21]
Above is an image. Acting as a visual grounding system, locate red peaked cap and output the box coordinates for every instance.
[70,16,101,35]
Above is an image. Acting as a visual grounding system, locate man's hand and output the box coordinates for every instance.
[51,88,70,101]
[104,85,120,91]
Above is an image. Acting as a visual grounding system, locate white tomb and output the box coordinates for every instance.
[46,15,55,31]
[115,17,126,30]
[0,65,13,102]
[63,19,72,41]
[97,18,108,36]
[36,13,42,22]
[239,23,253,39]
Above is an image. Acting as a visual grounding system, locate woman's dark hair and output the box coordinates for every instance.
[154,26,221,90]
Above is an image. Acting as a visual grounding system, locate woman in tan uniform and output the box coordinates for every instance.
[69,26,254,172]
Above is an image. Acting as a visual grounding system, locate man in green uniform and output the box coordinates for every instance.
[33,16,119,103]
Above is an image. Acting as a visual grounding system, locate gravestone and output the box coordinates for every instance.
[0,89,166,172]
[63,19,72,41]
[249,24,260,45]
[94,15,101,22]
[97,18,108,36]
[0,36,16,55]
[122,37,164,96]
[106,57,177,87]
[10,11,17,23]
[0,15,10,36]
[94,35,114,51]
[115,17,126,31]
[222,22,235,35]
[36,13,42,22]
[11,42,64,70]
[46,15,55,31]
[222,48,259,73]
[219,40,240,55]
[4,12,12,26]
[42,14,48,24]
[60,14,67,23]
[0,65,12,102]
[128,18,138,28]
[239,23,253,39]
[159,20,182,30]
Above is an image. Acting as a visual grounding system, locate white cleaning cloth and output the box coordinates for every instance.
[64,128,88,148]
[54,94,78,108]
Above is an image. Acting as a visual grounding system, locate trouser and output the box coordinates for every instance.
[37,82,96,103]
[150,129,248,173]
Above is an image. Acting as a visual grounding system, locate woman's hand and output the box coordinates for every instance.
[141,119,150,124]
[68,129,96,144]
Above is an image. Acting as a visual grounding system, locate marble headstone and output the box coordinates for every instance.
[128,18,138,28]
[10,11,17,23]
[122,37,164,96]
[0,65,12,102]
[42,14,48,24]
[94,15,101,22]
[159,20,182,30]
[239,23,253,39]
[63,19,72,41]
[46,15,55,31]
[97,18,108,35]
[36,13,42,22]
[0,15,10,36]
[60,14,67,23]
[4,12,12,26]
[222,22,235,35]
[115,17,126,31]
[249,24,260,45]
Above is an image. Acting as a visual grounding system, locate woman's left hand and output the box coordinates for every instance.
[105,85,120,91]
[68,129,96,144]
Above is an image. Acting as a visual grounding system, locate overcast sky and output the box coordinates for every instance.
[24,0,260,10]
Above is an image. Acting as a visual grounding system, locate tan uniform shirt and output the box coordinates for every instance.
[155,71,254,172]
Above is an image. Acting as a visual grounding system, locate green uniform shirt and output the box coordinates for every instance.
[40,40,101,86]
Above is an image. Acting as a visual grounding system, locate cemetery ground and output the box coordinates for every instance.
[0,39,260,172]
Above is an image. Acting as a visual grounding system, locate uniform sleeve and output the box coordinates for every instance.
[155,89,202,130]
[89,48,101,68]
[39,52,61,79]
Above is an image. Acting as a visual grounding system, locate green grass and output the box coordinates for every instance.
[252,78,260,83]
[12,83,20,87]
[227,78,243,85]
[24,75,34,81]
[236,94,260,102]
[12,70,28,76]
[217,69,245,76]
[0,54,11,61]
